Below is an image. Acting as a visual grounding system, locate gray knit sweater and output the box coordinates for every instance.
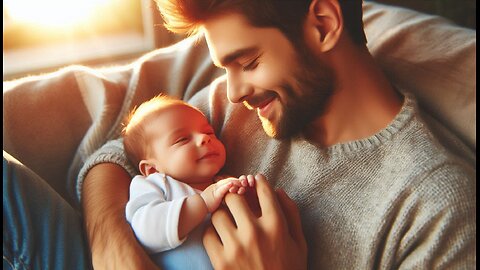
[78,76,475,269]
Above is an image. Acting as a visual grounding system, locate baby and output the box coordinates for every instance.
[123,95,254,270]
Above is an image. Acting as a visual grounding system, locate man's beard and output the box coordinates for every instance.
[261,45,334,139]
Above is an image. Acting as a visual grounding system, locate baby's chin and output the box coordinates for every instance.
[187,171,221,184]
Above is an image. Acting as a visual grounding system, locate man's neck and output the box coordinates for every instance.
[304,45,403,147]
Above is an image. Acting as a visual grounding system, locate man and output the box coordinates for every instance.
[81,0,475,269]
[3,0,475,269]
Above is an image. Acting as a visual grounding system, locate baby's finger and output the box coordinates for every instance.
[237,186,246,195]
[238,175,248,187]
[247,174,255,187]
[240,178,248,187]
[229,185,239,193]
[215,177,234,185]
[214,182,233,198]
[227,179,243,188]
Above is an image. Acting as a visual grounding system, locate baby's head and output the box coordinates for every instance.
[122,95,226,184]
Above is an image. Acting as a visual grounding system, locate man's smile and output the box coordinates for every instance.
[256,96,276,119]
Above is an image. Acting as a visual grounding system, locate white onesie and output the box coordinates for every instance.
[126,172,213,270]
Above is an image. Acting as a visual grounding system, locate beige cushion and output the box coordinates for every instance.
[363,1,476,151]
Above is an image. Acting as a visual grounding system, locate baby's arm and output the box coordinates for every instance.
[178,176,255,239]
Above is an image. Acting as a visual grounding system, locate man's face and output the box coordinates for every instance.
[204,12,334,139]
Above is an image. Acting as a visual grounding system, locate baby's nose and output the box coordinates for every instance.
[197,133,211,146]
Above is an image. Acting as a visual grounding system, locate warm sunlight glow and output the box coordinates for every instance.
[4,0,110,27]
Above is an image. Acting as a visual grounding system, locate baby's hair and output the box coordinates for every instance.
[122,94,192,167]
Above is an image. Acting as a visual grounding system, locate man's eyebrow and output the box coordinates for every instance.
[216,46,259,67]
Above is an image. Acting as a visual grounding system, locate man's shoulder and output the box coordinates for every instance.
[391,115,473,172]
[386,114,475,192]
[418,108,476,167]
[188,74,227,106]
[384,93,474,170]
[209,74,228,93]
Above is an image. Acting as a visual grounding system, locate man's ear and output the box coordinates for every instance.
[139,159,159,177]
[304,0,343,53]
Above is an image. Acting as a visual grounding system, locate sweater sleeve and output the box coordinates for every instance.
[380,162,475,269]
[70,36,225,207]
[125,174,187,253]
[75,138,138,204]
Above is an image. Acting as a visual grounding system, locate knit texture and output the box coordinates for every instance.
[78,76,476,268]
[4,1,475,208]
[2,2,475,268]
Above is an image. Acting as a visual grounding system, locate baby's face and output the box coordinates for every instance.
[145,104,226,184]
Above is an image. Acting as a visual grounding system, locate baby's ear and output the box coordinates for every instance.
[139,160,158,177]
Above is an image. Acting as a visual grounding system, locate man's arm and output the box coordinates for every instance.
[203,174,308,270]
[82,163,160,270]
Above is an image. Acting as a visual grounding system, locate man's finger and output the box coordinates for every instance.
[254,174,283,218]
[203,224,224,265]
[210,207,237,243]
[276,189,307,250]
[224,192,256,229]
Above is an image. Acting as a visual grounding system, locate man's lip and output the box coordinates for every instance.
[256,96,275,110]
[245,92,277,110]
[256,96,276,118]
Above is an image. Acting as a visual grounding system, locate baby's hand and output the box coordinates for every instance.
[201,176,256,212]
[218,175,256,195]
[215,176,246,195]
[238,174,256,189]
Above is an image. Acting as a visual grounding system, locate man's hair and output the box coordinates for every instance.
[155,0,367,45]
[122,95,192,167]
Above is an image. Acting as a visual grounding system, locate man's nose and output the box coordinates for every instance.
[226,70,253,103]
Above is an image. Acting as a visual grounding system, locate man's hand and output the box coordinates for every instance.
[202,174,307,270]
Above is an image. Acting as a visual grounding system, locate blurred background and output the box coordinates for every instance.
[3,0,476,81]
